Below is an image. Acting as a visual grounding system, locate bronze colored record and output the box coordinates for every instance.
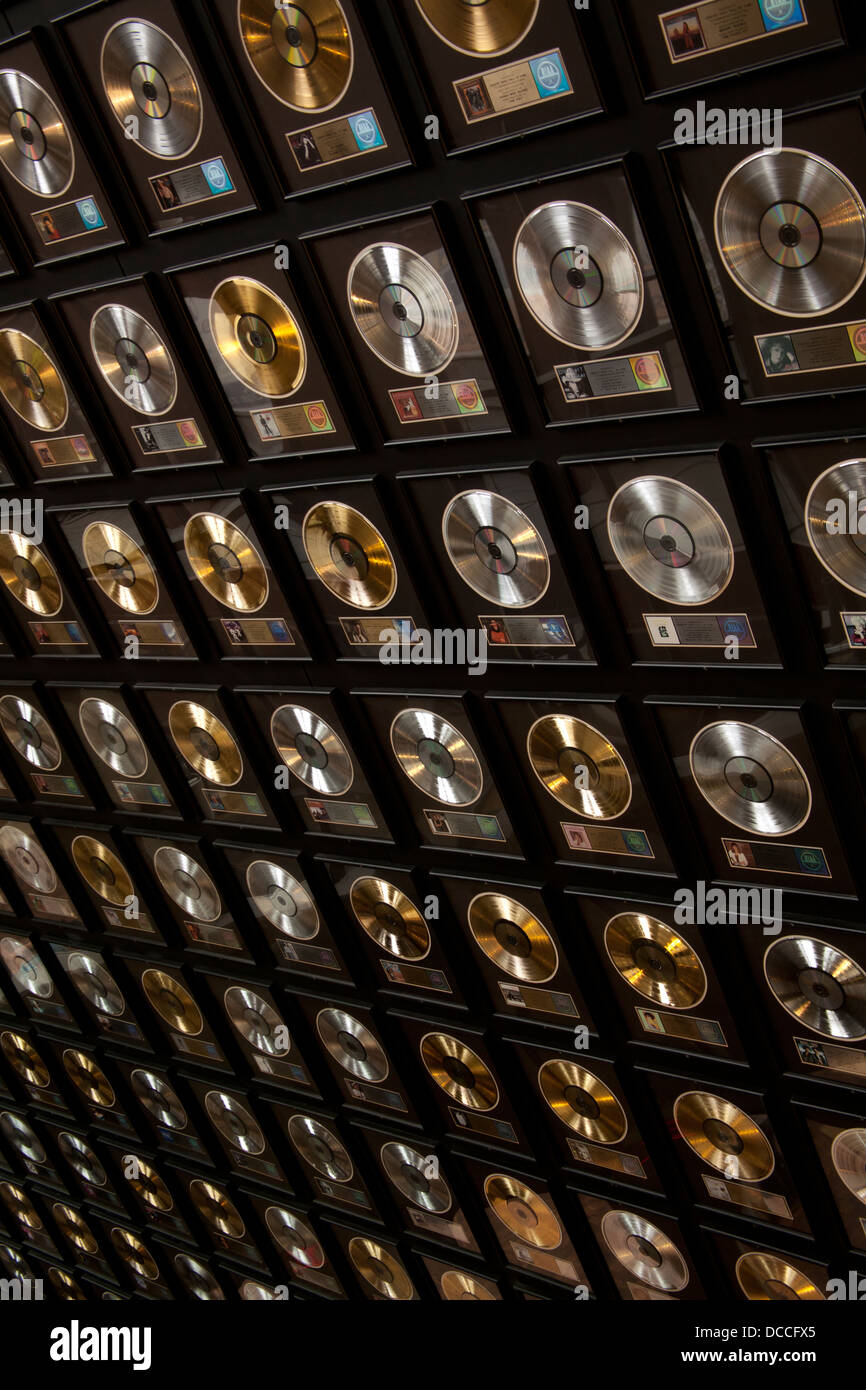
[538,1060,628,1144]
[141,968,203,1036]
[131,1069,187,1131]
[153,845,221,922]
[0,70,74,197]
[190,1179,244,1238]
[48,1267,86,1300]
[82,522,159,615]
[805,459,866,598]
[415,0,539,56]
[420,1032,498,1110]
[0,937,53,999]
[224,986,286,1056]
[831,1128,866,1205]
[101,19,202,159]
[484,1175,561,1249]
[57,1132,106,1187]
[67,955,124,1017]
[183,512,269,613]
[0,328,68,431]
[736,1251,824,1301]
[390,707,483,806]
[168,701,243,786]
[440,1270,498,1301]
[205,1091,265,1155]
[238,0,353,112]
[763,935,866,1040]
[175,1253,224,1300]
[349,876,429,960]
[673,1091,774,1182]
[1,1184,41,1231]
[348,243,459,377]
[110,1227,158,1282]
[302,502,397,610]
[527,714,632,819]
[0,532,62,615]
[606,476,735,606]
[0,695,61,771]
[246,860,319,940]
[689,722,812,837]
[71,836,134,907]
[53,1204,98,1255]
[62,1049,115,1108]
[209,277,306,398]
[380,1141,451,1214]
[316,1008,388,1082]
[78,697,148,779]
[1,1032,49,1088]
[127,1159,173,1213]
[348,1237,414,1300]
[601,1210,689,1293]
[0,825,56,893]
[287,1114,353,1182]
[604,913,707,1010]
[265,1207,324,1268]
[467,891,557,983]
[90,304,178,416]
[442,489,550,609]
[272,704,353,795]
[1,1113,46,1165]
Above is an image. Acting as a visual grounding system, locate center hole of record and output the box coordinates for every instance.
[115,337,151,384]
[243,1007,269,1035]
[330,534,369,579]
[380,284,424,339]
[14,718,40,747]
[294,731,328,769]
[474,526,518,575]
[99,721,127,754]
[702,1119,743,1155]
[551,248,603,309]
[338,1030,367,1061]
[494,918,532,958]
[11,110,45,160]
[724,756,774,804]
[16,848,38,875]
[237,313,278,366]
[557,747,599,787]
[374,902,404,931]
[764,1280,802,1301]
[157,988,185,1022]
[103,549,136,586]
[797,967,845,1011]
[367,1258,393,1285]
[11,556,41,590]
[417,738,455,780]
[442,1055,475,1088]
[173,869,201,901]
[274,8,317,67]
[506,1199,537,1229]
[564,1085,600,1119]
[12,360,44,401]
[130,63,171,119]
[269,885,296,915]
[90,858,115,886]
[632,940,676,981]
[759,201,822,270]
[206,542,244,584]
[223,1112,248,1140]
[401,1163,429,1194]
[190,726,221,762]
[627,1235,662,1266]
[308,1137,335,1167]
[643,515,695,569]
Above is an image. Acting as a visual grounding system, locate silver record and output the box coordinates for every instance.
[153,845,221,922]
[90,304,178,415]
[0,825,56,893]
[79,697,148,778]
[764,936,866,1041]
[689,722,811,836]
[0,938,53,998]
[606,476,735,606]
[224,986,286,1056]
[67,955,124,1016]
[175,1254,224,1300]
[316,1007,389,1082]
[514,201,644,350]
[600,1210,689,1292]
[714,148,866,317]
[380,1142,452,1213]
[831,1129,866,1204]
[0,695,61,771]
[348,242,459,376]
[265,1208,324,1268]
[101,19,202,159]
[246,860,319,940]
[0,1113,46,1165]
[805,459,866,597]
[131,1069,187,1130]
[271,704,354,795]
[287,1114,353,1181]
[204,1092,265,1155]
[58,1133,106,1186]
[389,707,483,806]
[0,70,74,197]
[442,490,550,608]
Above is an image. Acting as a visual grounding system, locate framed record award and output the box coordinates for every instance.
[129,831,253,959]
[0,526,97,655]
[53,683,180,817]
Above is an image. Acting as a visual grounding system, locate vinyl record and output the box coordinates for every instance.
[71,836,134,907]
[514,202,644,350]
[440,1271,498,1301]
[175,1254,224,1300]
[131,1069,187,1131]
[238,0,353,112]
[67,955,124,1017]
[349,877,429,960]
[763,935,866,1040]
[153,845,221,922]
[62,1049,115,1108]
[2,1187,41,1231]
[689,722,811,836]
[415,0,539,56]
[79,697,148,778]
[601,1211,689,1292]
[190,1180,244,1238]
[316,1008,388,1082]
[484,1175,561,1249]
[0,70,74,196]
[265,1207,324,1268]
[110,1228,158,1282]
[240,1281,279,1300]
[527,713,632,819]
[389,707,483,806]
[0,1113,46,1165]
[0,329,68,431]
[0,533,62,615]
[287,1114,353,1182]
[246,860,319,940]
[183,512,269,613]
[0,696,61,771]
[348,243,459,376]
[467,891,557,983]
[805,460,866,598]
[735,1252,824,1301]
[830,1129,866,1205]
[210,277,306,398]
[224,986,286,1056]
[607,477,735,605]
[1,1033,49,1088]
[128,1160,173,1213]
[57,1133,106,1187]
[141,968,203,1036]
[348,1237,413,1300]
[205,1091,265,1155]
[442,490,550,608]
[0,825,56,893]
[53,1205,98,1255]
[302,502,397,610]
[420,1032,498,1110]
[82,522,159,615]
[537,1060,628,1144]
[168,702,243,786]
[673,1091,774,1181]
[90,304,178,415]
[101,19,202,159]
[48,1268,86,1301]
[0,938,53,998]
[714,148,866,317]
[381,1142,451,1213]
[604,913,708,1010]
[271,704,353,795]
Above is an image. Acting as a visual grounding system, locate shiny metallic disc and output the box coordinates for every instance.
[48,1268,86,1300]
[420,1032,498,1110]
[111,1228,158,1281]
[514,201,644,350]
[763,935,866,1040]
[183,512,270,612]
[467,891,557,983]
[175,1253,224,1299]
[831,1129,866,1205]
[62,1049,115,1108]
[415,0,539,56]
[79,697,148,778]
[209,276,306,397]
[82,521,159,615]
[805,459,866,597]
[131,1069,187,1131]
[0,532,62,615]
[101,19,202,159]
[440,1271,498,1300]
[190,1180,244,1238]
[0,825,56,893]
[0,938,53,999]
[389,707,483,806]
[271,704,353,795]
[538,1059,628,1144]
[246,860,319,940]
[350,876,430,959]
[153,845,222,922]
[736,1252,824,1301]
[689,721,811,836]
[141,969,203,1035]
[0,70,74,196]
[204,1091,265,1155]
[348,1237,414,1300]
[225,986,286,1056]
[673,1091,775,1181]
[58,1133,106,1186]
[1,1033,49,1087]
[607,476,735,606]
[442,490,550,608]
[302,501,397,610]
[348,243,459,376]
[128,1159,173,1213]
[265,1207,324,1267]
[527,713,632,819]
[90,303,178,415]
[604,912,707,1010]
[380,1141,452,1213]
[601,1210,689,1292]
[2,1185,41,1230]
[67,955,124,1016]
[0,695,61,771]
[316,1008,388,1081]
[71,836,134,906]
[0,329,68,431]
[287,1114,353,1182]
[168,701,244,786]
[238,0,353,112]
[1,1113,46,1165]
[484,1174,561,1249]
[54,1204,98,1254]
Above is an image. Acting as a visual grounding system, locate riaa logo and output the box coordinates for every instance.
[535,58,562,91]
[763,0,796,20]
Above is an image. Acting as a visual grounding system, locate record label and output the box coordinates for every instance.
[659,0,807,66]
[30,195,107,248]
[454,47,572,125]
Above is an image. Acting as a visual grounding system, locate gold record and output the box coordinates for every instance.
[467,891,557,983]
[54,1205,99,1255]
[48,1268,86,1301]
[4,1188,42,1232]
[604,913,708,1010]
[111,1228,158,1282]
[0,533,62,615]
[538,1060,628,1144]
[303,501,397,609]
[1,1032,49,1088]
[673,1091,775,1182]
[420,1032,498,1110]
[527,714,632,819]
[483,1175,561,1249]
[82,522,159,615]
[168,702,243,786]
[440,1270,498,1301]
[190,1180,245,1238]
[71,836,134,906]
[209,277,306,398]
[831,1129,866,1205]
[128,1160,173,1213]
[736,1252,825,1301]
[62,1049,115,1108]
[0,329,68,431]
[415,0,539,56]
[183,512,269,612]
[141,968,203,1035]
[238,0,353,112]
[348,1237,414,1300]
[349,876,430,959]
